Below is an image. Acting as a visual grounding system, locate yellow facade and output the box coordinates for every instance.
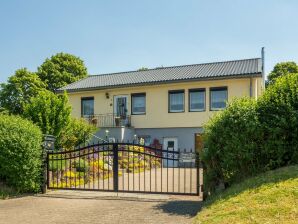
[67,77,263,129]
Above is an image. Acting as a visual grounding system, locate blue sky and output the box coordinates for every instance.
[1,0,298,83]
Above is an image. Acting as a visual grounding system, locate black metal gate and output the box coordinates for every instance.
[47,142,200,196]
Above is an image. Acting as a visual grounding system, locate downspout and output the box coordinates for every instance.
[261,47,265,89]
[249,76,252,97]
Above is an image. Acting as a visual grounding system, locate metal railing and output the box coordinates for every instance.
[83,113,131,128]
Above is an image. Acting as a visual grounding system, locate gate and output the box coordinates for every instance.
[47,142,200,195]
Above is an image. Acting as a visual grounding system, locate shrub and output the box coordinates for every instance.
[48,158,67,172]
[202,73,298,192]
[202,98,262,190]
[73,159,89,172]
[0,115,42,192]
[57,118,96,150]
[257,73,298,168]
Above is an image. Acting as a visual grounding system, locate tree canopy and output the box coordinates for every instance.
[23,91,71,140]
[23,91,95,149]
[267,61,298,86]
[0,68,46,114]
[137,67,149,71]
[37,53,88,92]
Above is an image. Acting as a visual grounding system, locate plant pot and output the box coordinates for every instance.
[115,117,120,127]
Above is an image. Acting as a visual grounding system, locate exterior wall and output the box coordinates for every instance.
[136,127,203,150]
[252,77,264,99]
[67,77,263,129]
[91,127,136,143]
[89,127,202,152]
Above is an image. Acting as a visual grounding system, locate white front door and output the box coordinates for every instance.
[163,137,178,168]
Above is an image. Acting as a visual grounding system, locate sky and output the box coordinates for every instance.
[1,0,298,83]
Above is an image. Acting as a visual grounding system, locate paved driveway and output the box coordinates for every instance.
[0,191,202,224]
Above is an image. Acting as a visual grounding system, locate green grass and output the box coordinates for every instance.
[195,165,298,224]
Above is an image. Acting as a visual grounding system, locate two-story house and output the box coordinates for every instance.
[59,57,264,152]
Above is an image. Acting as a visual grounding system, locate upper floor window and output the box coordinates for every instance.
[210,87,228,110]
[131,93,146,115]
[81,97,94,116]
[189,88,205,112]
[169,90,184,112]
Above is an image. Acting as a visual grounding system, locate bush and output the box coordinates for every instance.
[48,157,67,172]
[257,73,298,168]
[0,115,42,192]
[202,73,298,192]
[57,118,96,150]
[202,98,262,190]
[73,159,89,172]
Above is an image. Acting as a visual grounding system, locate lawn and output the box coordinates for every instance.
[195,165,298,224]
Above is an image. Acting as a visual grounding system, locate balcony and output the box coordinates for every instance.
[83,113,131,128]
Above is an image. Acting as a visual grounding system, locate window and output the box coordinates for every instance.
[210,87,228,110]
[81,97,94,116]
[131,93,146,114]
[169,90,185,112]
[189,89,205,111]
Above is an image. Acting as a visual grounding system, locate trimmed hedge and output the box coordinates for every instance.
[202,73,298,192]
[0,115,42,192]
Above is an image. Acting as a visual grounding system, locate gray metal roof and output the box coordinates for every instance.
[59,58,262,92]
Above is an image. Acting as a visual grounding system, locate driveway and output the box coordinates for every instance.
[0,191,202,224]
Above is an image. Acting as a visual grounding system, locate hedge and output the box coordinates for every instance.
[202,73,298,192]
[0,115,43,192]
[202,98,262,190]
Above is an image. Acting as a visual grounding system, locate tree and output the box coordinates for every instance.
[138,67,149,71]
[37,53,88,92]
[23,91,96,149]
[0,68,46,114]
[267,62,298,86]
[23,91,71,144]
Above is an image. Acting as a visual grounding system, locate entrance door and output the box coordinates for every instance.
[163,137,178,167]
[195,133,204,153]
[114,95,128,118]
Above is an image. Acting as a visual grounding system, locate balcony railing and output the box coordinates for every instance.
[83,113,131,128]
